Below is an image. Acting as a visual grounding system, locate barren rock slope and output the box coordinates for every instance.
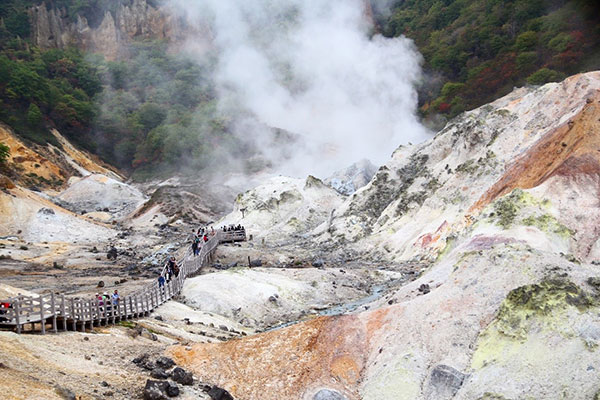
[171,72,600,400]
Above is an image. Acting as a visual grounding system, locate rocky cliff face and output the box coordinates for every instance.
[170,72,600,400]
[28,0,184,59]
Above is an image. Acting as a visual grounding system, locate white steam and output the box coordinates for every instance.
[168,0,430,177]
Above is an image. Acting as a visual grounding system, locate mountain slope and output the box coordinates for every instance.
[171,72,600,400]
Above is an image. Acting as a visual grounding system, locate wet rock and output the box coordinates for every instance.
[38,207,55,215]
[207,386,234,400]
[313,389,348,400]
[426,364,467,399]
[155,356,175,369]
[171,367,193,385]
[219,325,229,331]
[155,315,163,321]
[91,246,98,253]
[143,380,168,400]
[100,381,109,387]
[249,259,262,267]
[151,368,169,379]
[226,262,238,269]
[312,259,325,268]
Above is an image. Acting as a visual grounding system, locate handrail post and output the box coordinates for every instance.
[14,300,21,334]
[51,293,57,333]
[39,295,45,334]
[80,300,86,332]
[95,298,101,327]
[70,298,76,331]
[150,288,155,310]
[60,294,67,331]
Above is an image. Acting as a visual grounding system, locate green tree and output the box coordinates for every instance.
[137,103,167,132]
[515,31,538,51]
[0,143,9,164]
[26,103,43,127]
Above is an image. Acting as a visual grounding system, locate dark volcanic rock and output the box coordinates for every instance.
[155,356,175,369]
[418,283,430,294]
[151,368,169,379]
[143,380,168,400]
[107,247,118,260]
[165,381,180,397]
[208,386,234,400]
[171,367,193,385]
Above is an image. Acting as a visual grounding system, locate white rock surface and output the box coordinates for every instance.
[218,175,344,242]
[58,173,146,219]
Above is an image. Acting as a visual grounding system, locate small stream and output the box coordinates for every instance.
[317,285,385,316]
[265,284,387,332]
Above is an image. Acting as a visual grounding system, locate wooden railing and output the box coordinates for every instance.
[0,230,246,334]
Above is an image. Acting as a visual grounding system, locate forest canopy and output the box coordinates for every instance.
[381,0,600,119]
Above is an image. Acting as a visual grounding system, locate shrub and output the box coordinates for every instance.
[526,68,565,85]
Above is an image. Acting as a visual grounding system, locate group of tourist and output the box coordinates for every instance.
[95,290,120,310]
[221,224,245,232]
[156,224,246,291]
[191,228,211,256]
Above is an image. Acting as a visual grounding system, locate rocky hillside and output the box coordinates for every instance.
[28,0,180,60]
[169,72,600,399]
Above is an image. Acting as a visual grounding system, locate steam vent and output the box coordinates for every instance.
[0,1,599,399]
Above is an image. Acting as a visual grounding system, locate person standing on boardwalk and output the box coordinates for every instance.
[166,256,177,282]
[112,290,120,308]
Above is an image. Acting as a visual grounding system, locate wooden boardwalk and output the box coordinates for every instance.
[0,230,246,334]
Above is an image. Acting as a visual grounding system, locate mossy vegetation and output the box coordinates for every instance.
[118,320,136,329]
[522,214,575,237]
[472,278,600,374]
[495,279,597,340]
[492,190,526,229]
[488,189,574,236]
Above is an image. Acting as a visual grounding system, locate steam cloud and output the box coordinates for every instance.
[168,0,430,178]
